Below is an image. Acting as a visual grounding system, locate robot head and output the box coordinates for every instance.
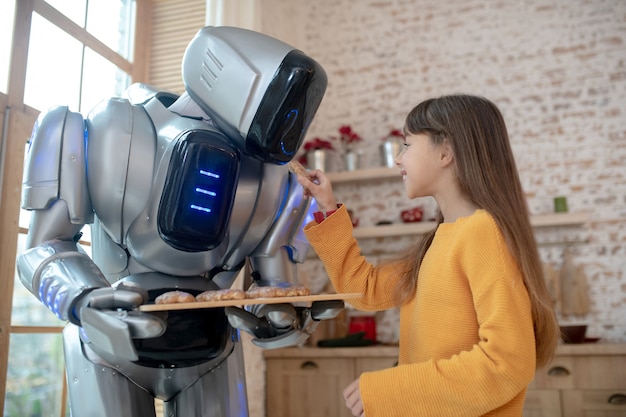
[182,26,327,165]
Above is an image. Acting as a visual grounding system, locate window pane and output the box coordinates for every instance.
[0,0,16,93]
[86,0,136,61]
[43,0,87,27]
[24,13,82,112]
[18,209,31,230]
[81,47,130,113]
[5,333,65,417]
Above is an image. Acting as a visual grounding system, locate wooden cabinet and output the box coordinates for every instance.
[264,344,626,417]
[264,346,398,417]
[525,343,626,417]
[266,357,355,417]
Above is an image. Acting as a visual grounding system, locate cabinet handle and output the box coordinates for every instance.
[547,366,570,376]
[608,393,626,405]
[300,361,319,370]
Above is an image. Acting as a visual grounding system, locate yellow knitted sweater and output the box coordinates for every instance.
[304,206,536,417]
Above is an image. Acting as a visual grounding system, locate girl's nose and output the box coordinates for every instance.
[394,150,403,166]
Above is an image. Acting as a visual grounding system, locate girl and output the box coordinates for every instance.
[297,94,559,417]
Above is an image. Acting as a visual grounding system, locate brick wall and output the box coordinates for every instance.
[243,1,626,415]
[258,0,626,343]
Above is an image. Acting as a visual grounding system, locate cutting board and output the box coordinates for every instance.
[139,293,363,312]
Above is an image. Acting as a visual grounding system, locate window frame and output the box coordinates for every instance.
[0,0,152,414]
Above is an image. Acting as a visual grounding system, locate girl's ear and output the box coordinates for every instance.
[439,138,454,167]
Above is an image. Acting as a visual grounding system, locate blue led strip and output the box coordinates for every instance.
[200,169,220,178]
[190,167,220,213]
[191,205,211,213]
[195,187,216,196]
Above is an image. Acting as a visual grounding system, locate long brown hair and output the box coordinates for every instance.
[392,94,559,368]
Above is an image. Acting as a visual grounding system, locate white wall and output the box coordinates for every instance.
[257,0,626,342]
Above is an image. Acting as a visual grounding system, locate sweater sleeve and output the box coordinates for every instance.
[304,205,398,311]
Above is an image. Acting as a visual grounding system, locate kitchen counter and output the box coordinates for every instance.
[263,344,399,359]
[263,342,626,359]
[264,342,626,417]
[553,341,626,355]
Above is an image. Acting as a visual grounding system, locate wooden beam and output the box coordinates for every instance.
[133,0,153,83]
[32,0,133,74]
[10,326,64,334]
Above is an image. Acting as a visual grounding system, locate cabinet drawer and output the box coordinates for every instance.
[266,358,355,417]
[523,389,562,417]
[571,356,626,389]
[531,357,575,390]
[561,390,626,417]
[531,355,626,390]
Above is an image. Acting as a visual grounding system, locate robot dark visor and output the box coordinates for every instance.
[246,50,327,164]
[158,130,239,252]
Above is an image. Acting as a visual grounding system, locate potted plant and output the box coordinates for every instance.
[300,137,335,171]
[380,128,404,168]
[338,125,362,171]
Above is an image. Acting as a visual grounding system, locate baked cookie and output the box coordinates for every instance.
[155,290,196,304]
[196,288,247,302]
[288,160,308,177]
[246,285,311,299]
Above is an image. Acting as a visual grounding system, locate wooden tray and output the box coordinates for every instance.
[139,293,362,312]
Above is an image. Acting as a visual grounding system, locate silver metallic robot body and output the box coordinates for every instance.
[17,26,338,416]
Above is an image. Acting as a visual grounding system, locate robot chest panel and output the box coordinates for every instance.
[158,130,240,253]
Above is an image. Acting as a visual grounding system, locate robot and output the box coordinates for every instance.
[16,26,340,416]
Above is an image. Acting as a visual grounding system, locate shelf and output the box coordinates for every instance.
[530,212,589,227]
[326,167,398,184]
[350,212,589,239]
[324,168,589,238]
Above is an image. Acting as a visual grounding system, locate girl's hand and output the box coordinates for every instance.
[295,169,338,212]
[343,377,365,417]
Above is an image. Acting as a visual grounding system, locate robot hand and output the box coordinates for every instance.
[77,284,166,363]
[76,283,145,312]
[225,300,344,349]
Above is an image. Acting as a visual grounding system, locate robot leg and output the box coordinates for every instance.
[63,325,157,417]
[163,333,249,417]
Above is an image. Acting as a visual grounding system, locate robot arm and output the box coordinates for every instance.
[18,105,103,323]
[18,239,114,324]
[17,106,164,361]
[247,171,315,286]
[226,173,342,349]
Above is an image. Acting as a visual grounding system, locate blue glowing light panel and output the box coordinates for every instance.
[158,130,240,252]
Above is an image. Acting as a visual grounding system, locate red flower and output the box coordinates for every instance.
[338,125,362,144]
[303,137,335,151]
[383,129,404,141]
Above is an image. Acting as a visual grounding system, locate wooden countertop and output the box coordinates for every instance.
[555,342,626,355]
[263,342,626,359]
[263,345,400,359]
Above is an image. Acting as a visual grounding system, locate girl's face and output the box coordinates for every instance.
[395,133,445,199]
